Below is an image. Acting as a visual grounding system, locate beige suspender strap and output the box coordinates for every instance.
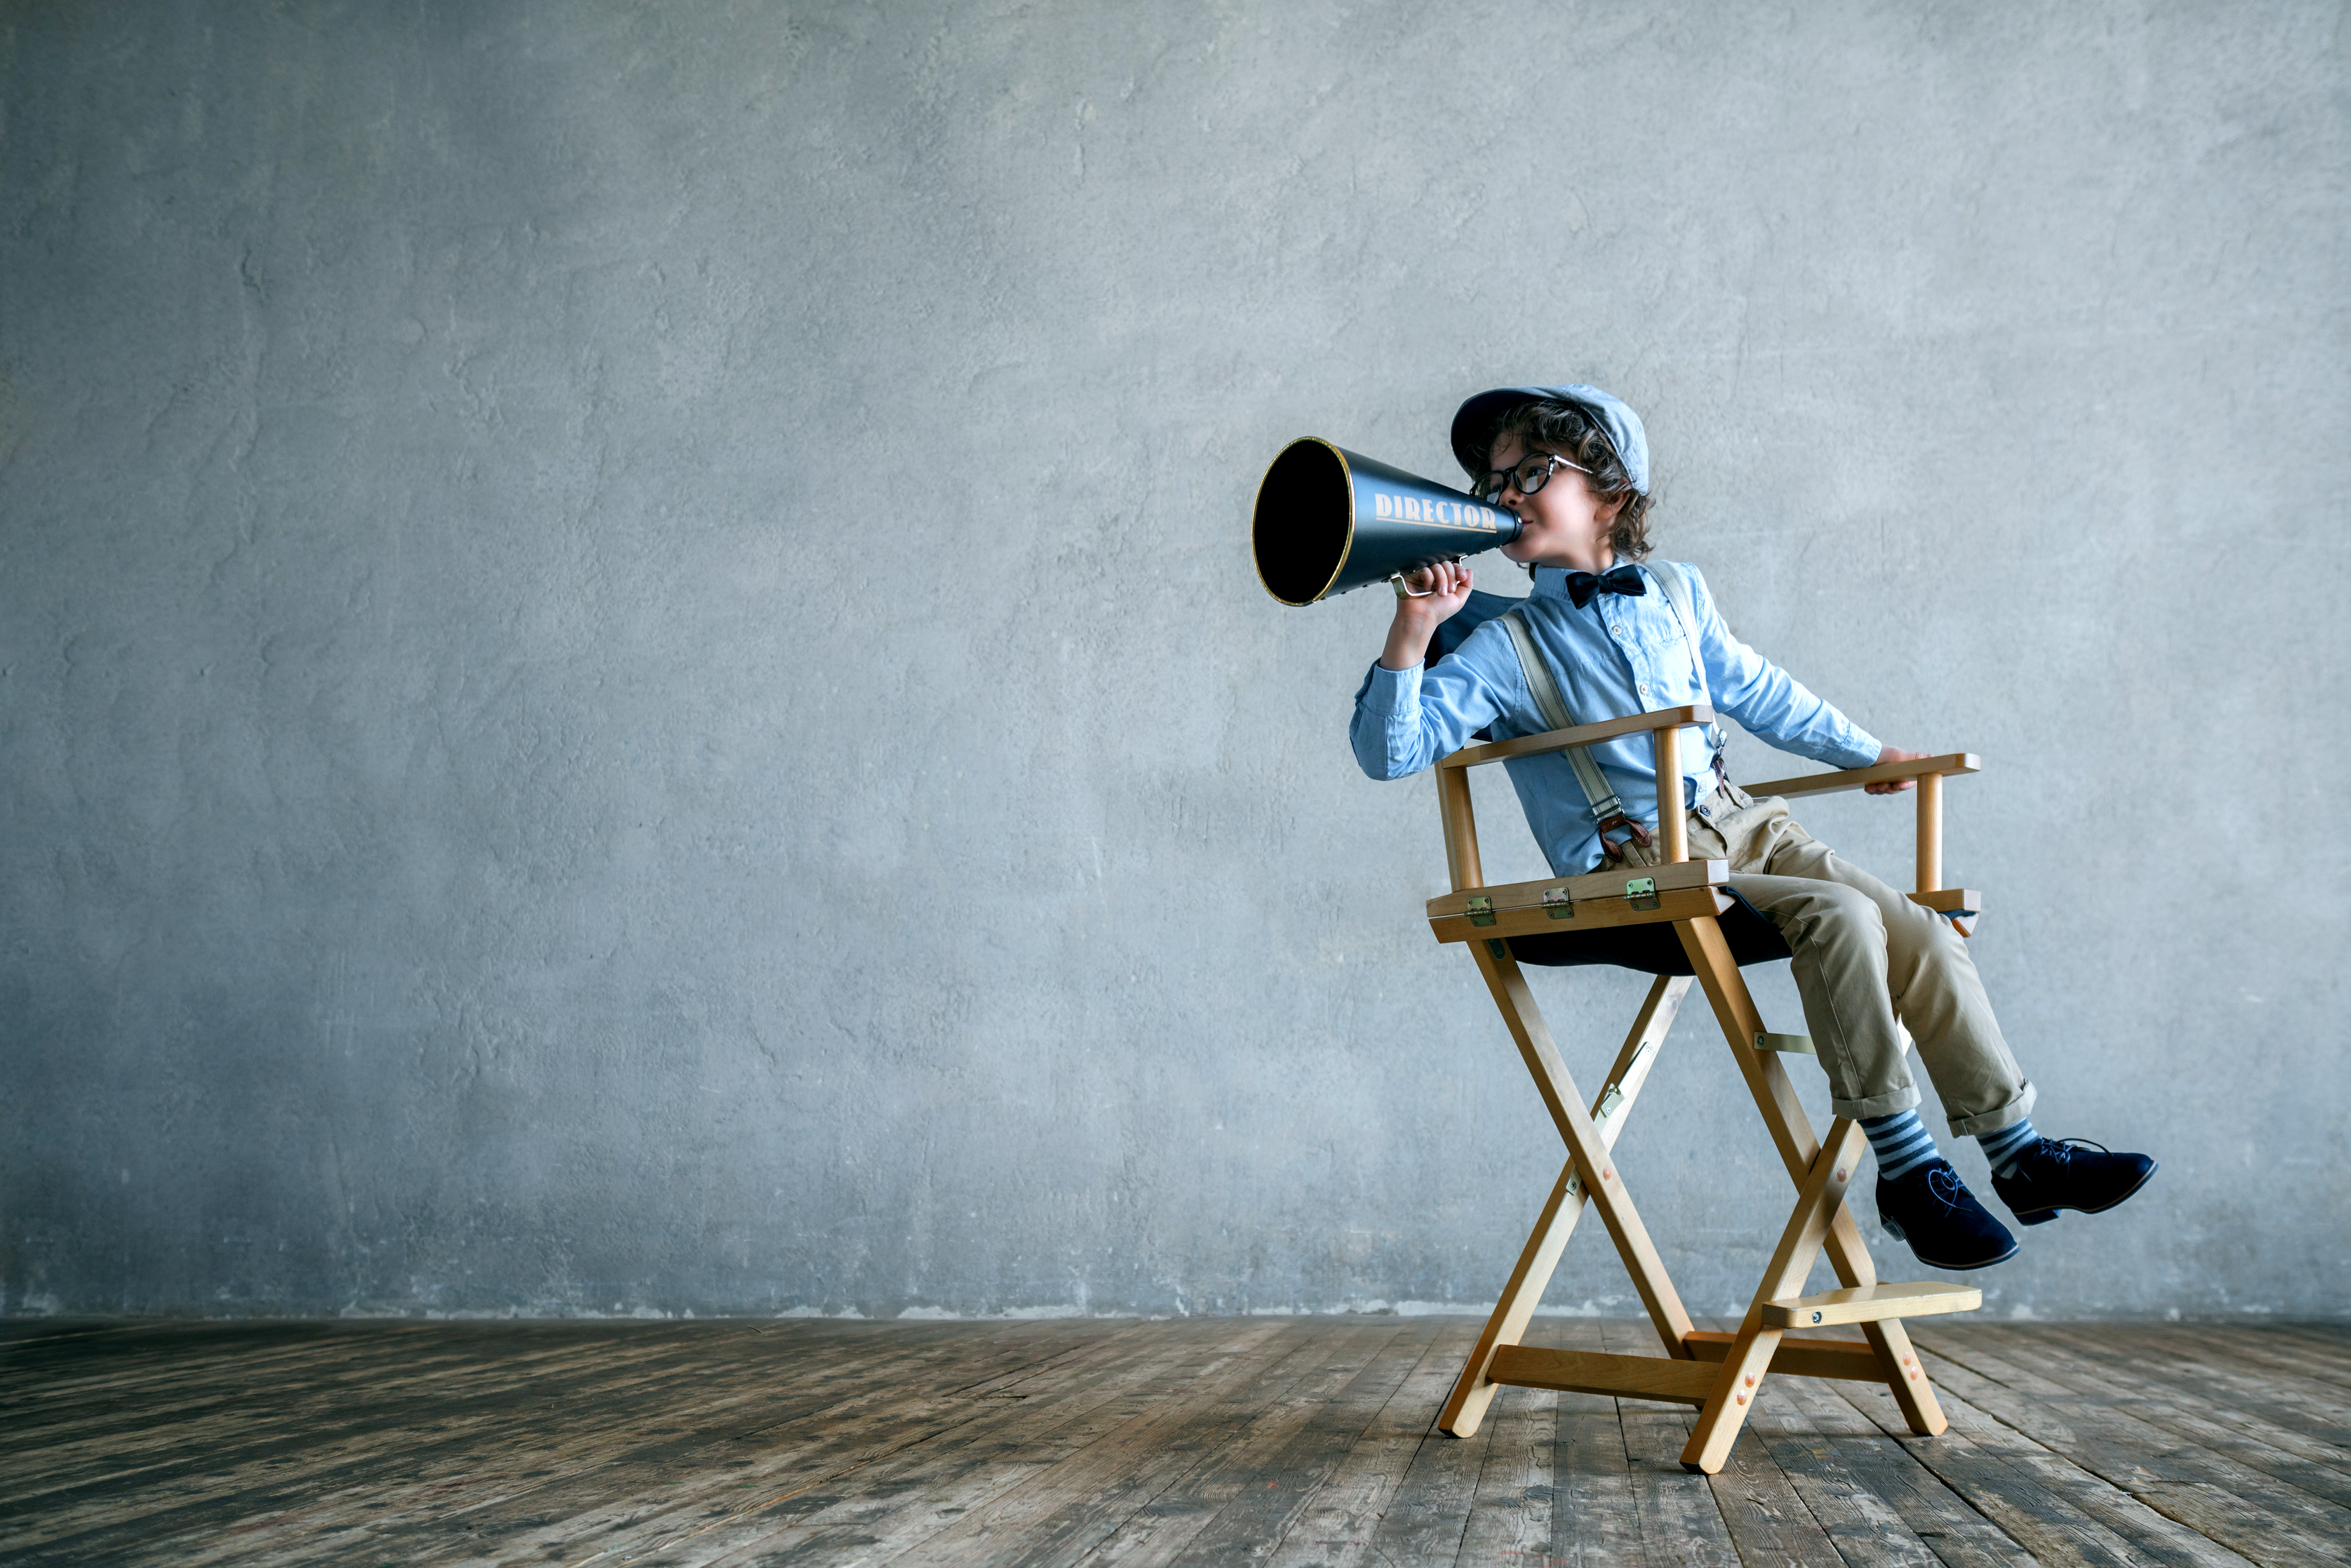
[1643,560,1727,760]
[1498,607,1626,828]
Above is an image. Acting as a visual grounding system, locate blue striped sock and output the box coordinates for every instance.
[1976,1118,2041,1179]
[1862,1110,1939,1182]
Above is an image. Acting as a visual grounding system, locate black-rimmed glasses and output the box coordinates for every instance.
[1473,451,1587,504]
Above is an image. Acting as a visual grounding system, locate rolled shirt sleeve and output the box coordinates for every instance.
[1349,641,1514,781]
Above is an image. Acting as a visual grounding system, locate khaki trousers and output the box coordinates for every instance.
[1664,781,2034,1135]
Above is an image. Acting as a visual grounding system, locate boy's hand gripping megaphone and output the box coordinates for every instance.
[1250,438,1523,606]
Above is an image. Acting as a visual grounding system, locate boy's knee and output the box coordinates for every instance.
[1779,882,1886,950]
[1808,882,1885,931]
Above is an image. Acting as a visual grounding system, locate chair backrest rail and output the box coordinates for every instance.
[1439,705,1714,770]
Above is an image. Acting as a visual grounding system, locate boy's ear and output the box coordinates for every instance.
[1593,489,1627,525]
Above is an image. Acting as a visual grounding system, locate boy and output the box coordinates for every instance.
[1350,384,2154,1269]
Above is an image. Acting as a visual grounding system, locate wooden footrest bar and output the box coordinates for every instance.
[1682,1330,1886,1382]
[1761,1280,1981,1328]
[1487,1346,1718,1406]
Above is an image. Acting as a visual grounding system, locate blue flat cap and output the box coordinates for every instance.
[1450,384,1649,494]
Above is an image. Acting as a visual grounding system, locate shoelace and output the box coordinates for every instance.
[2035,1137,2111,1171]
[1924,1163,1970,1211]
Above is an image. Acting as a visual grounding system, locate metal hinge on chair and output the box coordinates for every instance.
[1467,895,1496,927]
[1624,877,1659,911]
[1541,886,1574,919]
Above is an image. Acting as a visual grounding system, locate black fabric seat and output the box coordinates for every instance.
[1507,888,1789,976]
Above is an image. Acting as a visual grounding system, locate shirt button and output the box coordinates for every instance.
[1611,625,1626,638]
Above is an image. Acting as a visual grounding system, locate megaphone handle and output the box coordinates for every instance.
[1390,556,1464,598]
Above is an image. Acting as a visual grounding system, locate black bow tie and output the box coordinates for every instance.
[1564,565,1646,609]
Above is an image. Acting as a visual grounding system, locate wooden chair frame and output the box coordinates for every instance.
[1429,704,1987,1473]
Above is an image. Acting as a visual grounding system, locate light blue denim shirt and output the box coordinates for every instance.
[1350,560,1883,875]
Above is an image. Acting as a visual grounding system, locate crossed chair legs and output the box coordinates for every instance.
[1437,914,1978,1475]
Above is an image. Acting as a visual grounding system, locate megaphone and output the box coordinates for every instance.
[1251,438,1523,606]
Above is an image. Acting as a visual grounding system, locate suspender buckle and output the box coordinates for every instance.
[1595,813,1654,864]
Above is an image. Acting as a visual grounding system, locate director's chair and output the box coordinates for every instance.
[1428,702,1986,1473]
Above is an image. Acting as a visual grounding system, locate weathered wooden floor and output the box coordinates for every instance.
[2,1316,2346,1566]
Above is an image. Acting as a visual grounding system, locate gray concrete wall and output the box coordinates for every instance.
[3,0,2344,1321]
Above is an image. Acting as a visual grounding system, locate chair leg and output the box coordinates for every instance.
[1680,1118,1867,1472]
[1472,945,1697,1357]
[1440,975,1690,1437]
[1676,915,1951,1439]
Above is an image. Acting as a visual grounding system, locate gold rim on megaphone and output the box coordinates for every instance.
[1251,438,1523,606]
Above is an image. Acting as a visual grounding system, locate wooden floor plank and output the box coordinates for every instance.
[1594,1319,1740,1568]
[872,1322,1376,1568]
[370,1322,1149,1567]
[390,1317,1175,1568]
[1917,1333,2351,1566]
[1634,1314,1857,1568]
[2160,1324,2351,1396]
[5,1318,2347,1568]
[670,1319,1275,1568]
[9,1321,1110,1565]
[1550,1386,1648,1568]
[1743,1379,1945,1568]
[587,1318,1290,1568]
[975,1320,1412,1568]
[2015,1324,2351,1450]
[1452,1379,1555,1567]
[0,1324,513,1454]
[1252,1319,1480,1568]
[2241,1322,2351,1367]
[2,1317,880,1442]
[1964,1324,2351,1510]
[1356,1360,1491,1568]
[3,1322,840,1497]
[1700,1404,1846,1568]
[14,1322,1013,1526]
[1130,1319,1443,1567]
[1764,1375,2036,1568]
[1,1325,832,1545]
[1836,1371,2260,1568]
[1,1319,931,1485]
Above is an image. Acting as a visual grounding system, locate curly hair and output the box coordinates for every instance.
[1475,398,1654,560]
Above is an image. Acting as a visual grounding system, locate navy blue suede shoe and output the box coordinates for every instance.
[1992,1138,2158,1226]
[1877,1158,2019,1270]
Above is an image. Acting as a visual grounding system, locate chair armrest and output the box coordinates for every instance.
[1440,705,1716,771]
[1739,752,1980,799]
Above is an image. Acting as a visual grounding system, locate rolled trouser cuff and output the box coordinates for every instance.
[1831,1084,1924,1121]
[1945,1080,2036,1138]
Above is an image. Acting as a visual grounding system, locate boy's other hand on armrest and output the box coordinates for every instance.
[1866,746,1932,795]
[1379,560,1475,671]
